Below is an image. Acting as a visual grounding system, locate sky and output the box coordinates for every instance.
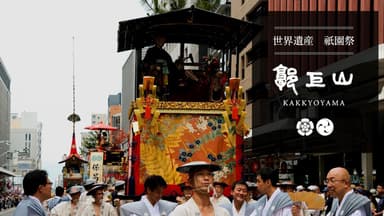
[0,0,147,183]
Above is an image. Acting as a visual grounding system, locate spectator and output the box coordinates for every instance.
[374,182,384,216]
[13,169,53,216]
[47,186,67,211]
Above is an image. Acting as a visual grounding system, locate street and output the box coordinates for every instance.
[0,208,14,216]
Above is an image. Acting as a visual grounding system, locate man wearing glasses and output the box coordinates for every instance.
[13,169,53,216]
[325,167,371,216]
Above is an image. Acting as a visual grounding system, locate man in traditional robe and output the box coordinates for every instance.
[325,167,371,216]
[220,180,257,216]
[211,181,231,206]
[120,175,177,216]
[250,167,292,216]
[50,185,82,216]
[82,184,118,216]
[170,161,230,216]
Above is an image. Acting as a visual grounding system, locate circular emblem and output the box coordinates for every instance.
[316,118,334,136]
[296,118,314,136]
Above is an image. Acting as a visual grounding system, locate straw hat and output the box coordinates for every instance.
[176,161,221,173]
[68,185,83,195]
[246,181,257,188]
[87,183,107,196]
[307,185,319,191]
[83,179,96,190]
[213,181,228,188]
[296,185,305,191]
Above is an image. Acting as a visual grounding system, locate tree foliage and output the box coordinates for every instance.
[140,0,186,15]
[195,0,221,12]
[80,131,98,155]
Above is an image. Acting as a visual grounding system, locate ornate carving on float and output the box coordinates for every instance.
[134,76,160,134]
[133,101,225,112]
[222,78,249,145]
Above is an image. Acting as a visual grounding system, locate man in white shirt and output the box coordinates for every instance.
[250,167,292,216]
[211,181,231,206]
[119,175,177,216]
[324,167,370,216]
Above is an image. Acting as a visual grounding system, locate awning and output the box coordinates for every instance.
[118,6,261,51]
[0,167,17,177]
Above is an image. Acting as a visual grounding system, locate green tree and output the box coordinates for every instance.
[139,0,222,15]
[195,0,221,12]
[80,131,98,156]
[140,0,186,15]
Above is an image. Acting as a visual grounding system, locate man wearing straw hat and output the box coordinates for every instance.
[82,183,118,216]
[50,185,83,216]
[211,181,231,206]
[170,161,230,216]
[176,182,193,204]
[111,180,126,208]
[79,178,96,208]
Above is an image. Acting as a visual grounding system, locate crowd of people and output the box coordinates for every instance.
[11,164,384,216]
[0,191,22,211]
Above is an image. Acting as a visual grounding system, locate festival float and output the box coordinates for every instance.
[117,6,260,197]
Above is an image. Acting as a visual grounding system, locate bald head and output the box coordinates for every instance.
[326,167,352,201]
[327,167,350,184]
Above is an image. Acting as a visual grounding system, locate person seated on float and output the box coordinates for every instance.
[142,34,178,98]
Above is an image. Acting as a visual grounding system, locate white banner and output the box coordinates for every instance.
[89,152,104,183]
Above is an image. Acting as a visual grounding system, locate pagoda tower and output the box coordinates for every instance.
[59,37,87,188]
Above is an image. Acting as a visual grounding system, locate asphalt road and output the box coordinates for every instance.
[0,208,14,216]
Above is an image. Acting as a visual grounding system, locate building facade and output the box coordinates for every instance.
[231,0,384,188]
[121,51,136,134]
[91,113,107,125]
[0,58,11,170]
[10,112,42,176]
[108,92,122,129]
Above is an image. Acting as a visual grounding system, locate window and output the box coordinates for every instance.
[241,55,245,79]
